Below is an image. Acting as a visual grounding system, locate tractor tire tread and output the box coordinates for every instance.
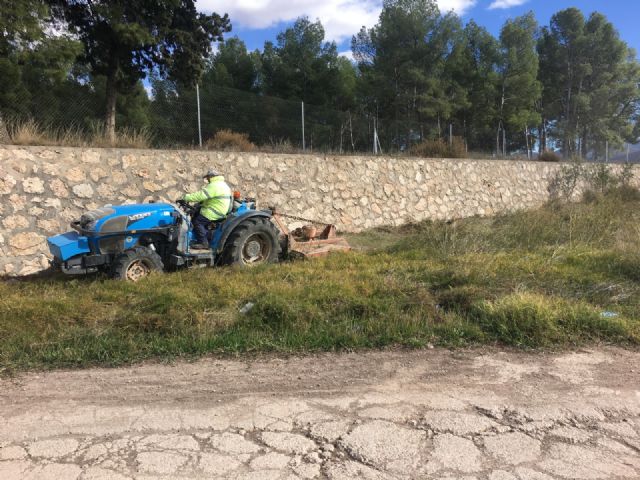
[111,246,164,280]
[222,217,281,266]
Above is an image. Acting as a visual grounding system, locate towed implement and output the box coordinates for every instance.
[271,209,351,259]
[47,194,350,281]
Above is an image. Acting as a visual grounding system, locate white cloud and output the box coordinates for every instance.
[488,0,529,10]
[196,0,477,43]
[438,0,477,14]
[338,50,354,61]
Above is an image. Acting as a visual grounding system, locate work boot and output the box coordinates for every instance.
[190,243,209,250]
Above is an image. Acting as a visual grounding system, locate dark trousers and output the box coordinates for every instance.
[192,213,212,244]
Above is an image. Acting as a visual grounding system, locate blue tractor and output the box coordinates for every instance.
[47,196,282,281]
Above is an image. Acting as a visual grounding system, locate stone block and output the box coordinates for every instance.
[89,168,108,182]
[0,175,17,195]
[50,178,69,198]
[66,167,86,183]
[112,171,128,185]
[23,177,45,194]
[37,219,60,233]
[143,181,162,192]
[9,232,46,256]
[3,215,29,229]
[72,184,94,198]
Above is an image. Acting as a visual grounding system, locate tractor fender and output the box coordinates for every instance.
[215,210,274,254]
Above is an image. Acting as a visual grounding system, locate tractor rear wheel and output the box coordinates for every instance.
[222,217,281,267]
[111,247,164,281]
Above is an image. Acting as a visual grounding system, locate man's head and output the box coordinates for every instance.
[203,168,222,181]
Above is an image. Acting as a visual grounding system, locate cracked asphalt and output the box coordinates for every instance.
[0,348,639,479]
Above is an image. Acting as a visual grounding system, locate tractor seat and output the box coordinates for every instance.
[207,217,227,230]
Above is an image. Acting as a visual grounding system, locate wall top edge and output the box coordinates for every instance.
[0,144,584,166]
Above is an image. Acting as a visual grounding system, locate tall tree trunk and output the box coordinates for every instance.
[348,111,355,152]
[463,116,467,150]
[498,81,506,157]
[564,58,573,158]
[502,127,506,157]
[105,70,117,145]
[573,77,584,159]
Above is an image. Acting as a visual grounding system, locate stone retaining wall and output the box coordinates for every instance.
[1,146,637,276]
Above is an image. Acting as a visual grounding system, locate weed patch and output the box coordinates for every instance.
[7,118,151,148]
[0,191,639,372]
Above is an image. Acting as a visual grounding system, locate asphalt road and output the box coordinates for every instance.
[1,347,639,479]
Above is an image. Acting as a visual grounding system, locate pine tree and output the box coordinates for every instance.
[260,17,355,108]
[445,20,500,151]
[497,13,541,157]
[205,37,261,92]
[47,0,230,143]
[538,8,640,159]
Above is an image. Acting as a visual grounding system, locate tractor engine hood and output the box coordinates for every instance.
[76,203,177,234]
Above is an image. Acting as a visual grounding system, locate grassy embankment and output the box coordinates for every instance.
[1,189,639,373]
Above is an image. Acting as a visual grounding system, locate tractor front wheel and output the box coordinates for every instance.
[222,217,281,267]
[112,247,164,281]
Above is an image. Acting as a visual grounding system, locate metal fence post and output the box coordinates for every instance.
[373,118,377,155]
[627,143,630,162]
[301,101,305,151]
[196,83,202,148]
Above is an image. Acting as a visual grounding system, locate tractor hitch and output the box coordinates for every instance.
[271,210,351,258]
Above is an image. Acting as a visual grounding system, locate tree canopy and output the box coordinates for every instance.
[46,0,230,141]
[538,8,640,158]
[1,2,638,157]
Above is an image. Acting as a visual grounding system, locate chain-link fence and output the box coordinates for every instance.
[4,83,638,161]
[147,86,478,154]
[2,83,457,154]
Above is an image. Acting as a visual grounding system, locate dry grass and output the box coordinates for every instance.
[205,129,256,152]
[7,119,151,149]
[90,125,152,149]
[260,138,300,154]
[409,136,467,158]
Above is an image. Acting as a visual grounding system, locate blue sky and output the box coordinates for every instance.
[196,0,640,58]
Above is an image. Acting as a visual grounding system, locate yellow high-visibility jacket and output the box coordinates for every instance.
[183,176,232,221]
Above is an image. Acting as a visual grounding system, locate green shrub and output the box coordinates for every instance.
[549,159,583,200]
[619,162,635,186]
[611,184,640,202]
[586,163,618,194]
[581,189,600,203]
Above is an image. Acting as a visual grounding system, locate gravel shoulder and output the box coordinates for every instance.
[1,347,639,479]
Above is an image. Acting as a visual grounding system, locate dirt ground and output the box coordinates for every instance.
[0,347,639,479]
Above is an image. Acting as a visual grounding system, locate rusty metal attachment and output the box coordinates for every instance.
[271,209,351,259]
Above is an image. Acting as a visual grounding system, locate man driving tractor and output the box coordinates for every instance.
[181,168,232,249]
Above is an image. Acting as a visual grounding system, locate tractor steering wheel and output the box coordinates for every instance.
[175,199,197,217]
